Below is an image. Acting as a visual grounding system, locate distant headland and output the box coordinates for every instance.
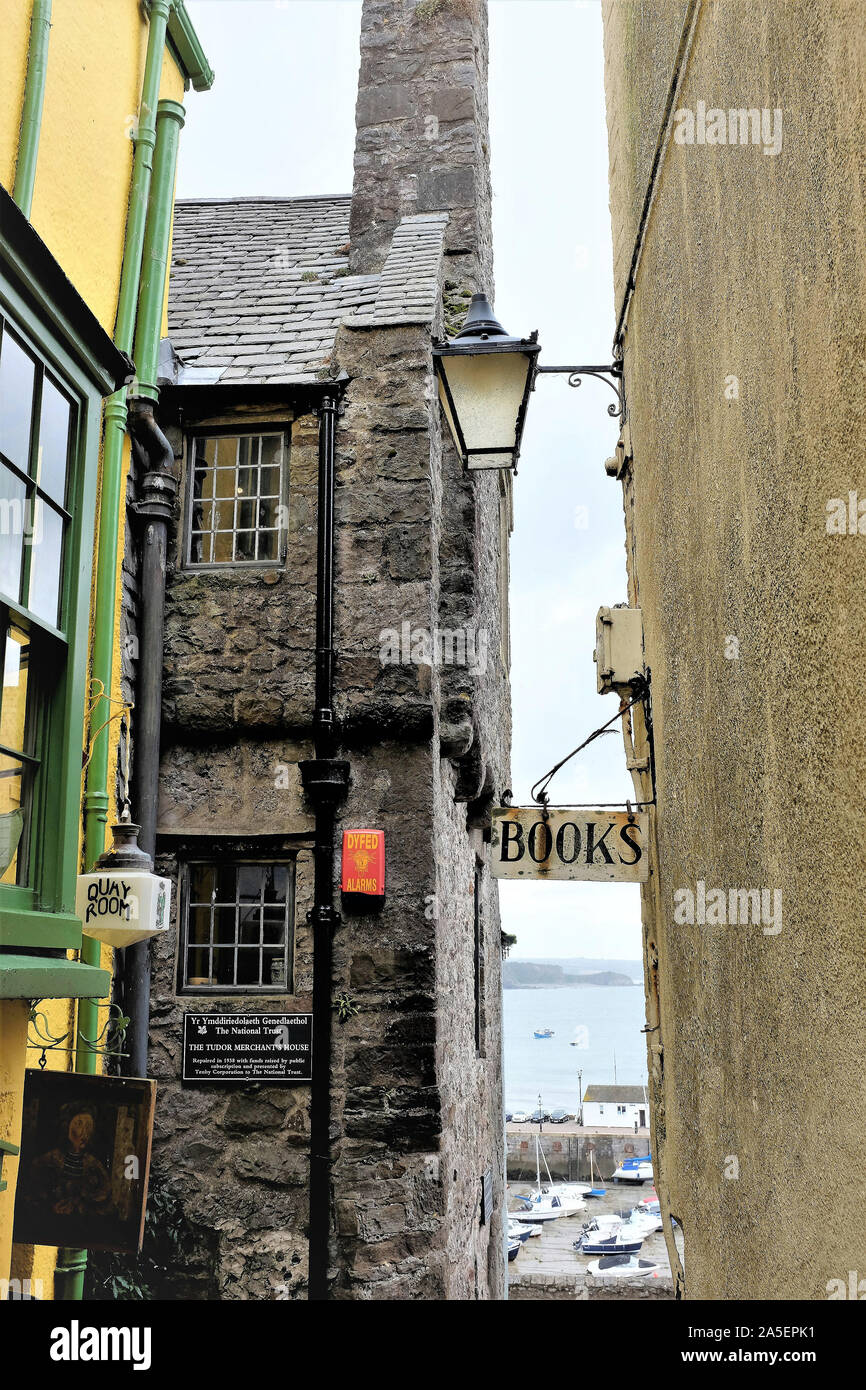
[503,960,638,989]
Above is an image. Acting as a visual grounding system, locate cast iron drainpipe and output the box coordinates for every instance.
[300,391,349,1301]
[122,398,177,1077]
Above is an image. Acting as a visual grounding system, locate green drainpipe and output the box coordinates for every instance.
[56,0,174,1306]
[78,0,173,1049]
[12,0,52,218]
[133,99,186,398]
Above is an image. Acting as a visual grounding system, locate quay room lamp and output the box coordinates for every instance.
[433,293,625,474]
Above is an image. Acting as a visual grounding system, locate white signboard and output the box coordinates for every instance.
[490,808,649,883]
[75,871,171,948]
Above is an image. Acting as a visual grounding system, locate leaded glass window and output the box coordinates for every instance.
[180,860,294,993]
[186,432,286,566]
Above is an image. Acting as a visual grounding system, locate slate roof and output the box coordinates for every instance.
[167,197,447,387]
[583,1086,648,1104]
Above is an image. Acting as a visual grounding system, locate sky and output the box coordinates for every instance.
[179,0,640,961]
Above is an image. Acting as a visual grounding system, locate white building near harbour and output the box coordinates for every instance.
[582,1085,649,1129]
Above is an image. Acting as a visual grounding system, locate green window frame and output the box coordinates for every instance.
[0,277,104,951]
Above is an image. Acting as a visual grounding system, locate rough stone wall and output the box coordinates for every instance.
[349,0,493,297]
[509,1273,674,1301]
[602,0,866,1298]
[141,407,320,1299]
[323,0,507,1299]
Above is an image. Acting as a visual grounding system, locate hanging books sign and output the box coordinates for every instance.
[490,808,649,883]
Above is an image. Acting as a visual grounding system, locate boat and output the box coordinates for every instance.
[611,1155,654,1183]
[539,1181,591,1199]
[533,1028,554,1038]
[585,1148,606,1199]
[586,1254,662,1280]
[509,1201,561,1224]
[508,1219,541,1242]
[507,1239,522,1262]
[574,1229,644,1256]
[509,1136,586,1222]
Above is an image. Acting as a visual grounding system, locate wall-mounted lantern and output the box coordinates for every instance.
[432,294,540,473]
[75,819,171,949]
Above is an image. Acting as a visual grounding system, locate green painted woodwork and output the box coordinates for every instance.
[0,954,110,999]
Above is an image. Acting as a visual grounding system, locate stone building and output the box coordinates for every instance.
[600,0,866,1298]
[124,0,510,1298]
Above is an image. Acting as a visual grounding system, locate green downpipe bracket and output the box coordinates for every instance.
[12,0,52,218]
[133,99,186,398]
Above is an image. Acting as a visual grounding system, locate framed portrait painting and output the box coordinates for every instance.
[13,1070,156,1253]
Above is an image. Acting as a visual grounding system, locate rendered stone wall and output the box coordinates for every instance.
[601,0,866,1299]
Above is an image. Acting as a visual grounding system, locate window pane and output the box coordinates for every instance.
[263,948,288,989]
[0,623,29,753]
[214,466,236,500]
[237,466,256,498]
[37,376,71,503]
[239,905,261,944]
[237,499,256,531]
[263,864,289,902]
[258,496,279,529]
[211,948,236,987]
[213,905,237,944]
[260,436,285,471]
[189,864,215,902]
[192,466,214,502]
[236,949,261,987]
[193,436,217,468]
[0,750,26,885]
[234,531,255,562]
[0,463,26,601]
[262,907,286,945]
[27,499,64,627]
[0,329,36,472]
[259,465,280,496]
[237,865,262,901]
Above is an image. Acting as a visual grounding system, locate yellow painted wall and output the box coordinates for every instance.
[1,0,190,1294]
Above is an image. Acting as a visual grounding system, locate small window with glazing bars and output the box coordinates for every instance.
[180,860,295,994]
[186,432,287,567]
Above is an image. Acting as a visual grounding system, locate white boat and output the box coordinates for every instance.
[540,1181,592,1199]
[523,1190,586,1218]
[508,1219,542,1242]
[509,1200,561,1224]
[575,1228,644,1256]
[586,1253,662,1279]
[611,1155,654,1183]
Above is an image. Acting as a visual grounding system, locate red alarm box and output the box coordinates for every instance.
[341,829,385,900]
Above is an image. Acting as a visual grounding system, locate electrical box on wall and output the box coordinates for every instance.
[594,605,645,696]
[340,829,385,913]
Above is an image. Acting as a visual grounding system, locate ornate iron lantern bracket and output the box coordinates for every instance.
[536,359,624,424]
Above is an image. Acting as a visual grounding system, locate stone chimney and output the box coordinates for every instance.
[349,0,493,300]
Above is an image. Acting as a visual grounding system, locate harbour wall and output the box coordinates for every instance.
[508,1272,674,1301]
[507,1130,651,1184]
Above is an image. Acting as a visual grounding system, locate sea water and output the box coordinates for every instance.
[503,985,648,1112]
